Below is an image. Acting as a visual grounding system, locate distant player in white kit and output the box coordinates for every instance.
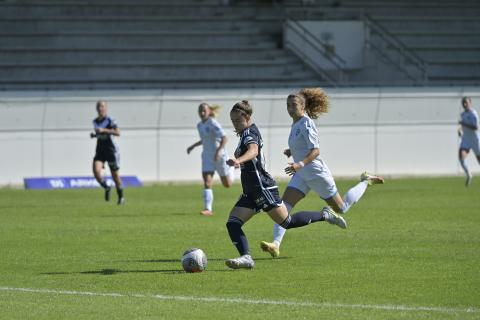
[187,103,234,216]
[458,97,480,186]
[261,88,384,258]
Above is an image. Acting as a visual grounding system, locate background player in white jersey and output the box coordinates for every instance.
[224,100,346,269]
[187,103,234,216]
[91,100,124,205]
[261,88,384,258]
[458,97,480,186]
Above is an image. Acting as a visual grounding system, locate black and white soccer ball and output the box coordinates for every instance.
[181,248,207,273]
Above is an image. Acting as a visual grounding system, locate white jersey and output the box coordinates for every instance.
[197,117,226,156]
[460,109,479,141]
[288,115,330,181]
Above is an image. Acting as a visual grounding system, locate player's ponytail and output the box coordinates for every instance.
[198,102,221,118]
[231,100,253,118]
[298,88,329,119]
[209,104,221,118]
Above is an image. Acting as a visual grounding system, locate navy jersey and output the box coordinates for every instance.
[93,116,119,155]
[234,123,277,194]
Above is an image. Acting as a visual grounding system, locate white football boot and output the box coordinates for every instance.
[360,172,385,185]
[225,254,255,269]
[324,207,347,229]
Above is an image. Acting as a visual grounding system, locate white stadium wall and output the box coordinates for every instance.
[0,87,479,186]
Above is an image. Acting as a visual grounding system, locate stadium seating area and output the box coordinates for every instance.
[1,0,479,89]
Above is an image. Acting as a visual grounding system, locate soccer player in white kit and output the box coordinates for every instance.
[458,97,480,186]
[187,103,234,216]
[260,88,384,258]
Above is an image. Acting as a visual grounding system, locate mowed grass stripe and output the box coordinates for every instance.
[1,286,478,314]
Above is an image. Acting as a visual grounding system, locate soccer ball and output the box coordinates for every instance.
[181,248,207,273]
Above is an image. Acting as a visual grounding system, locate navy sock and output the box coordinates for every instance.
[116,187,123,198]
[281,211,325,229]
[226,216,249,256]
[99,180,109,189]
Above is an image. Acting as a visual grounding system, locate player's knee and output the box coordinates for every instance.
[226,216,243,232]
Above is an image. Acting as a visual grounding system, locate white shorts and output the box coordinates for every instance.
[202,153,230,177]
[287,171,338,200]
[460,136,480,156]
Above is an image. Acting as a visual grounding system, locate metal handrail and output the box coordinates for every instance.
[274,4,429,85]
[273,3,348,85]
[287,19,347,68]
[363,13,428,83]
[365,38,418,82]
[284,39,338,86]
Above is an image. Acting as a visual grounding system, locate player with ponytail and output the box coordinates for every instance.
[187,102,234,216]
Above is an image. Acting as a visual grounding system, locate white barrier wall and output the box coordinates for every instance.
[0,87,479,186]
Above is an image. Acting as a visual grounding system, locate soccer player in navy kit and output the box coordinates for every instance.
[458,97,480,186]
[91,100,124,205]
[224,100,346,269]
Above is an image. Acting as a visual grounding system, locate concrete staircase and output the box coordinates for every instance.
[338,0,480,85]
[0,0,322,90]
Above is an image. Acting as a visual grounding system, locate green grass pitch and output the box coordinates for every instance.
[0,177,479,319]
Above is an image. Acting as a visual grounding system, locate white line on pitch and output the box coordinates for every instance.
[0,286,478,314]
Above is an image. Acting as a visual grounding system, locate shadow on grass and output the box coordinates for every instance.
[41,256,289,276]
[41,268,231,276]
[121,257,290,263]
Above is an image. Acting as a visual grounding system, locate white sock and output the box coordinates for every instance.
[340,180,369,214]
[273,202,292,247]
[203,188,213,211]
[459,158,471,177]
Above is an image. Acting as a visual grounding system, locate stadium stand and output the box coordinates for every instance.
[326,0,480,85]
[0,0,479,89]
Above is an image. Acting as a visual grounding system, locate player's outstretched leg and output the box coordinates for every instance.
[338,172,384,214]
[261,207,345,258]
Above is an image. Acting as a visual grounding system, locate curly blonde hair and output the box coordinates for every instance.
[291,88,329,119]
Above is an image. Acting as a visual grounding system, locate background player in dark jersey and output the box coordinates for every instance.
[224,100,346,269]
[91,100,124,205]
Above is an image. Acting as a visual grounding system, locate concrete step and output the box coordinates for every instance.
[352,6,480,17]
[395,34,480,47]
[0,31,279,48]
[0,4,282,18]
[427,63,480,78]
[0,18,266,32]
[0,62,310,80]
[0,79,326,90]
[0,48,290,62]
[375,18,480,31]
[415,49,480,62]
[0,72,322,90]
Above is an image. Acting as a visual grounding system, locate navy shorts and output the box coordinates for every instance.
[94,152,120,172]
[235,187,283,213]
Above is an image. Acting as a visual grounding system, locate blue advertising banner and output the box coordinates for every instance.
[24,176,142,190]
